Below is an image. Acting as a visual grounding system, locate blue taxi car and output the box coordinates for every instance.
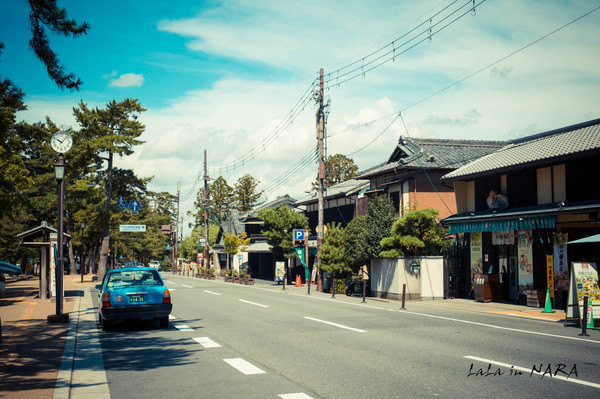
[96,267,172,331]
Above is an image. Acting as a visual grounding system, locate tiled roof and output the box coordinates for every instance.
[356,136,504,179]
[441,119,600,182]
[294,178,369,205]
[242,194,297,219]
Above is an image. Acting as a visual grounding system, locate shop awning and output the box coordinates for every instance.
[567,234,600,245]
[447,215,555,234]
[443,200,600,234]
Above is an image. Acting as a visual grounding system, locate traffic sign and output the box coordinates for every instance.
[117,196,127,209]
[293,229,305,241]
[119,225,146,232]
[129,199,141,212]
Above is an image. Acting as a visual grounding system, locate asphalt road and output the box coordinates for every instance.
[94,274,600,399]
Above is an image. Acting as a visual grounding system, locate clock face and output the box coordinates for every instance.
[50,131,73,153]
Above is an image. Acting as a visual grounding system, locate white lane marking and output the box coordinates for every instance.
[405,311,600,344]
[239,299,269,308]
[165,281,176,285]
[169,288,177,291]
[174,324,193,332]
[303,317,366,333]
[194,337,221,348]
[169,314,176,320]
[279,394,314,399]
[223,358,266,375]
[181,284,193,288]
[204,290,221,296]
[464,356,600,389]
[262,283,600,345]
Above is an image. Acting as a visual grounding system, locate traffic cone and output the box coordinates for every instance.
[586,299,596,330]
[541,289,555,313]
[296,274,301,287]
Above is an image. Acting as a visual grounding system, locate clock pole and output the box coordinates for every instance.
[48,152,69,323]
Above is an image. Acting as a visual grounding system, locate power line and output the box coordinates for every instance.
[335,3,600,157]
[323,0,486,89]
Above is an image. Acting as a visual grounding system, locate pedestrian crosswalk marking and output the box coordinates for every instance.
[279,394,314,399]
[182,284,193,288]
[223,358,266,375]
[174,324,193,332]
[194,337,221,348]
[204,290,221,295]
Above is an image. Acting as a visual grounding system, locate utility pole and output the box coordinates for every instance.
[203,150,210,268]
[316,68,325,292]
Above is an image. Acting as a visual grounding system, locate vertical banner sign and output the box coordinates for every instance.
[275,261,285,282]
[517,230,533,294]
[553,233,569,291]
[470,232,483,291]
[546,255,554,297]
[50,239,57,298]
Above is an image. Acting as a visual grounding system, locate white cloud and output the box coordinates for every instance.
[109,73,145,87]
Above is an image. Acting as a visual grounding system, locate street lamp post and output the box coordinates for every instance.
[48,153,69,323]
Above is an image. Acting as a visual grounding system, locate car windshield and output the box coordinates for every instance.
[107,270,161,288]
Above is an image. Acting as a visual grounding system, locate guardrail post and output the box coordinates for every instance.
[579,295,590,337]
[400,284,406,310]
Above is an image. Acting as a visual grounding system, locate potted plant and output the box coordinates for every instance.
[224,269,233,282]
[207,268,216,280]
[232,269,240,283]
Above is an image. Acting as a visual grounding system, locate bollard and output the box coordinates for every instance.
[400,283,406,310]
[579,295,590,337]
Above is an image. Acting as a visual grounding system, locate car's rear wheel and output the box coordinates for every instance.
[158,316,169,328]
[100,317,112,331]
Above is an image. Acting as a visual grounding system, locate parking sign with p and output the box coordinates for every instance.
[293,229,305,241]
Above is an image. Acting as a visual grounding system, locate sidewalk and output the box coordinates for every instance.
[0,273,98,399]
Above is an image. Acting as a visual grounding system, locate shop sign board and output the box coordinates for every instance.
[566,262,600,324]
[470,232,483,290]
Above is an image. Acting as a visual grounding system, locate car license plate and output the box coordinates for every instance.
[129,294,144,302]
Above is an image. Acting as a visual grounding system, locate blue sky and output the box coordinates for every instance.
[2,1,600,235]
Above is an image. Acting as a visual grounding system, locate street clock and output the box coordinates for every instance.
[50,131,73,153]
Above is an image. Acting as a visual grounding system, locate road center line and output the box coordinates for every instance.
[238,299,269,308]
[194,337,221,348]
[204,290,221,295]
[181,284,193,288]
[303,317,366,333]
[174,324,193,331]
[223,358,266,375]
[464,355,600,389]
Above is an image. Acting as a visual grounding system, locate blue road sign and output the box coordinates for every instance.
[117,196,127,209]
[293,229,305,241]
[129,199,141,212]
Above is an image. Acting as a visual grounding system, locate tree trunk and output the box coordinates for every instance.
[65,209,77,274]
[88,242,98,275]
[98,152,114,281]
